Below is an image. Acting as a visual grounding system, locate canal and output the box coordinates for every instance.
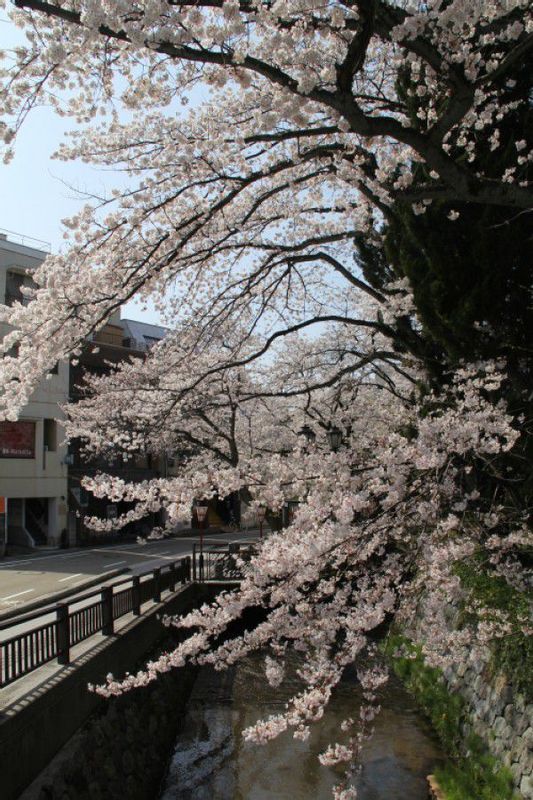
[160,652,445,799]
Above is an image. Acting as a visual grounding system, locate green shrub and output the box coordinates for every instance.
[383,634,519,800]
[435,745,516,800]
[454,561,533,699]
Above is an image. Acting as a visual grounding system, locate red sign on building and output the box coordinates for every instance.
[0,421,36,458]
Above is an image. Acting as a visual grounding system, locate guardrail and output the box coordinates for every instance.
[0,557,191,688]
[192,540,256,582]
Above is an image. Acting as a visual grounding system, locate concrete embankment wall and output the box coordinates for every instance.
[0,583,226,800]
[20,660,198,800]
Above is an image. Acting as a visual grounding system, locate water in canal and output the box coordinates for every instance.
[160,652,445,800]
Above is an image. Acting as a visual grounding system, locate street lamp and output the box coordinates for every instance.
[257,505,267,540]
[299,424,316,444]
[327,426,343,452]
[195,504,208,579]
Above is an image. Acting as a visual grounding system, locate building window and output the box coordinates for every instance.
[4,270,34,306]
[43,418,57,452]
[4,343,19,359]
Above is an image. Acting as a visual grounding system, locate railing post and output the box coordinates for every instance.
[192,547,197,582]
[168,563,176,593]
[228,543,240,580]
[56,603,70,665]
[101,586,114,635]
[132,575,141,616]
[182,556,191,583]
[153,567,161,602]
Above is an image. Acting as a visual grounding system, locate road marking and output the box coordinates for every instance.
[153,550,172,556]
[0,551,87,569]
[58,573,82,582]
[106,561,127,568]
[91,548,180,559]
[0,588,34,601]
[0,534,256,571]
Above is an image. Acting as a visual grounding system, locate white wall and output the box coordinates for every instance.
[0,236,69,544]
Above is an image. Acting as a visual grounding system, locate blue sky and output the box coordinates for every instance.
[0,12,160,323]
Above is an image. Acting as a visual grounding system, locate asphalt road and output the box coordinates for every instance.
[0,530,257,614]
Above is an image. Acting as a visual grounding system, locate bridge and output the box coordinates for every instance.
[0,540,255,800]
[0,540,253,689]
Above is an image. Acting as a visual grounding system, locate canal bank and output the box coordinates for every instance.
[160,651,446,800]
[20,655,198,800]
[5,577,530,800]
[20,650,448,800]
[8,606,449,800]
[0,582,231,800]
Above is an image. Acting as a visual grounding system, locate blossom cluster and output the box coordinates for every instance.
[0,2,531,795]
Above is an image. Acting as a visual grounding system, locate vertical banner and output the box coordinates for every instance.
[0,496,7,557]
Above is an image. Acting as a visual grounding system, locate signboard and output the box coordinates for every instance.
[0,421,36,459]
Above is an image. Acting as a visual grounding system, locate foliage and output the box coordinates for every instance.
[372,56,533,369]
[454,561,533,698]
[436,750,517,800]
[384,634,518,800]
[384,634,464,756]
[355,52,533,504]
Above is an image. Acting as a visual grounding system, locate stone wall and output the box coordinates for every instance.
[441,653,533,798]
[410,602,532,799]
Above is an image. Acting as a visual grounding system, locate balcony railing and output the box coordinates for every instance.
[0,228,51,252]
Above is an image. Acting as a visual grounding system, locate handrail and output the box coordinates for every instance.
[192,540,256,582]
[0,557,191,687]
[0,541,253,688]
[0,560,174,632]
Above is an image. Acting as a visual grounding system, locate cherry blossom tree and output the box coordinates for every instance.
[0,2,531,796]
[0,0,531,413]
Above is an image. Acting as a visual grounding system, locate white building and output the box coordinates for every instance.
[0,231,69,549]
[121,318,167,351]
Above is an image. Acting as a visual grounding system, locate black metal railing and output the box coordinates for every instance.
[192,540,256,582]
[69,601,102,647]
[0,557,191,688]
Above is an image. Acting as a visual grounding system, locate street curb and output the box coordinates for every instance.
[0,567,130,623]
